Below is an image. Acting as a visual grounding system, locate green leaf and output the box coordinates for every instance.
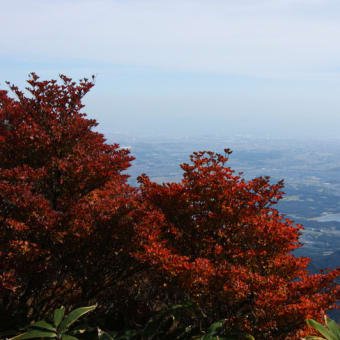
[243,335,255,340]
[59,305,96,331]
[54,306,65,328]
[32,320,56,332]
[10,329,57,339]
[168,301,195,311]
[325,317,340,339]
[306,319,337,340]
[61,335,79,340]
[206,320,225,335]
[201,336,220,340]
[303,337,328,340]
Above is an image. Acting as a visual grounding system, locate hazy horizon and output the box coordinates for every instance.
[2,0,340,140]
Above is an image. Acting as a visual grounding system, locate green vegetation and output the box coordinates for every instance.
[3,304,255,340]
[303,316,340,339]
[8,306,96,340]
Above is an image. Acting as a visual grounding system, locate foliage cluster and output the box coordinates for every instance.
[1,74,340,339]
[7,304,255,340]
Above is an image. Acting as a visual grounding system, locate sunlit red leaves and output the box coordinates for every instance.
[0,74,136,330]
[2,73,340,339]
[134,150,340,339]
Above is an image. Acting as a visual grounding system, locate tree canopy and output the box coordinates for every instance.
[1,74,340,339]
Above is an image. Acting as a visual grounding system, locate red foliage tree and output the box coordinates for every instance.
[0,74,141,330]
[135,150,340,339]
[2,74,340,339]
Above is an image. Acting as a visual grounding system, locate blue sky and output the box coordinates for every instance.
[2,0,340,139]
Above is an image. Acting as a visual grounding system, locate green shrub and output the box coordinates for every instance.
[2,303,254,340]
[7,305,96,340]
[303,315,340,340]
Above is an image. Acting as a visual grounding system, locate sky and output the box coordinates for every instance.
[2,0,340,139]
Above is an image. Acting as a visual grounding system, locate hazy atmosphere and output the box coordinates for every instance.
[2,0,340,138]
